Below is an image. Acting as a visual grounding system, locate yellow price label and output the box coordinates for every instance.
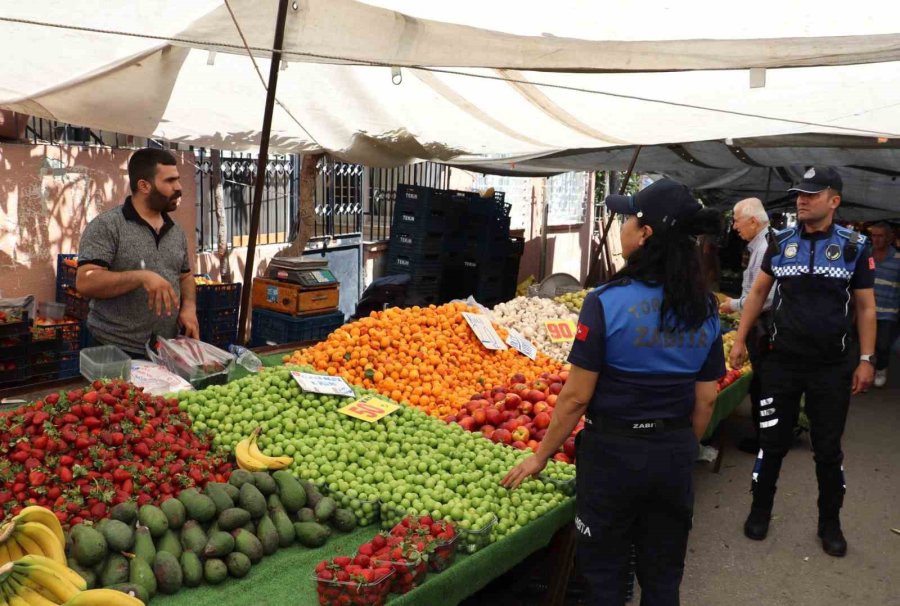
[338,395,400,423]
[544,319,577,343]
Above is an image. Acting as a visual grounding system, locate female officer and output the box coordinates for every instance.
[503,178,725,605]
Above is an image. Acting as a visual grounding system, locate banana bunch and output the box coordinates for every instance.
[0,508,66,566]
[235,427,292,472]
[61,589,144,606]
[0,554,86,605]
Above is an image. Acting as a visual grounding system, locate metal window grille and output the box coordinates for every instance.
[546,172,588,226]
[471,174,532,230]
[366,162,451,242]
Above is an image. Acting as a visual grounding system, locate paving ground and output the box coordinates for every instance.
[469,361,900,606]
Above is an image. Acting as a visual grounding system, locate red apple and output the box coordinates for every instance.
[465,400,482,414]
[549,382,563,395]
[533,402,549,415]
[546,394,558,406]
[444,415,458,424]
[512,440,527,450]
[458,417,476,431]
[516,415,532,426]
[472,409,487,427]
[518,400,533,416]
[553,453,572,464]
[532,379,549,392]
[502,410,517,422]
[510,373,527,384]
[493,391,507,403]
[511,426,530,443]
[563,437,577,459]
[503,393,522,411]
[559,370,570,382]
[481,425,496,438]
[493,428,512,445]
[471,393,487,401]
[528,390,547,403]
[534,411,551,429]
[547,373,563,384]
[511,383,529,398]
[501,419,519,432]
[485,408,503,426]
[527,440,540,452]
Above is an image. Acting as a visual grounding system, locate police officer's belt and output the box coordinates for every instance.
[586,415,692,436]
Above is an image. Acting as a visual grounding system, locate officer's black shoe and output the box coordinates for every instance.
[818,520,847,557]
[743,510,771,541]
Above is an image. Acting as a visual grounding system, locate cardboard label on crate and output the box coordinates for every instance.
[461,312,507,351]
[505,328,537,360]
[291,371,355,397]
[338,395,399,422]
[544,319,577,343]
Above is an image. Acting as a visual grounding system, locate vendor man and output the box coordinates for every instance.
[730,167,876,558]
[76,148,199,357]
[719,197,774,454]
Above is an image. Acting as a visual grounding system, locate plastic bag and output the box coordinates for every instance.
[129,360,194,395]
[146,335,234,389]
[449,295,493,317]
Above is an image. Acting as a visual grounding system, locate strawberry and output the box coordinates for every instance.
[357,543,374,557]
[333,556,352,568]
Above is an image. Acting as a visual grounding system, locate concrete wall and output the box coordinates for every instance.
[0,143,196,302]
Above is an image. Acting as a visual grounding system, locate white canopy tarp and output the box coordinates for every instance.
[2,0,900,167]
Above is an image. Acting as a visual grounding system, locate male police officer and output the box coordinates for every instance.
[729,167,876,557]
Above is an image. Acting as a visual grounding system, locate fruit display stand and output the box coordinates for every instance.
[153,498,575,606]
[702,371,754,472]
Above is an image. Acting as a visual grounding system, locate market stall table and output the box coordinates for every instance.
[702,372,753,472]
[154,498,576,606]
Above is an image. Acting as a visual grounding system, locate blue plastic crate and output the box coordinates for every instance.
[250,309,345,347]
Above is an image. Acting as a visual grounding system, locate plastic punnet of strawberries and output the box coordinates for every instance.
[313,556,393,606]
[386,514,458,573]
[0,379,232,526]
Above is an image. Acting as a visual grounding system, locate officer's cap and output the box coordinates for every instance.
[605,178,701,230]
[789,167,843,194]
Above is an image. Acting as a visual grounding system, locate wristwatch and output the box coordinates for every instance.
[859,354,875,365]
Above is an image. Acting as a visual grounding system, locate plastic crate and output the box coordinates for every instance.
[464,236,510,261]
[30,320,81,354]
[199,309,238,337]
[0,335,30,361]
[60,289,90,321]
[250,308,345,347]
[0,315,30,339]
[56,254,78,289]
[196,281,242,311]
[509,236,525,256]
[80,345,132,382]
[384,252,443,280]
[389,230,444,257]
[393,189,459,234]
[0,365,28,387]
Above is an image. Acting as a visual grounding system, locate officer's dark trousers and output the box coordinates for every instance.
[576,428,697,606]
[746,322,771,441]
[751,352,853,519]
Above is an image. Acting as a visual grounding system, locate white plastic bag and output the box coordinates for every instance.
[146,335,234,389]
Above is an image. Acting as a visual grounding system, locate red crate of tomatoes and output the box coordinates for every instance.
[313,557,393,606]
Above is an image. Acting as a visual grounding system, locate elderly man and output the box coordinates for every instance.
[869,222,900,387]
[720,198,775,453]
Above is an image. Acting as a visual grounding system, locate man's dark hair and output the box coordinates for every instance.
[128,148,177,193]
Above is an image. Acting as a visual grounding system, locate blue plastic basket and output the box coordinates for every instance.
[250,309,345,347]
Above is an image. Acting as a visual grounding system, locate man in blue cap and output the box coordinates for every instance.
[730,167,877,557]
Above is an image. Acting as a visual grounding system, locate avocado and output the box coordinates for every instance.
[110,502,138,526]
[270,508,296,548]
[297,508,316,523]
[255,514,280,556]
[204,558,228,585]
[232,528,264,564]
[129,553,157,598]
[180,551,203,588]
[238,483,267,519]
[293,522,331,548]
[101,519,135,552]
[160,497,187,530]
[225,552,252,578]
[227,469,255,490]
[156,528,183,559]
[314,497,336,522]
[179,520,207,554]
[133,524,157,567]
[331,508,357,533]
[218,507,252,532]
[203,531,235,558]
[204,483,235,514]
[71,525,107,567]
[251,472,277,496]
[100,553,130,587]
[138,504,169,539]
[67,560,97,589]
[274,471,307,512]
[153,551,183,595]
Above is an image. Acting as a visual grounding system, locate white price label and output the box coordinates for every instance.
[291,371,355,397]
[505,328,537,360]
[461,312,507,351]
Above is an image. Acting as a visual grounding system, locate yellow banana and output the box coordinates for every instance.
[11,509,64,549]
[6,536,40,562]
[3,541,22,564]
[59,588,144,606]
[5,592,28,606]
[14,557,85,592]
[235,438,267,472]
[13,525,64,565]
[0,544,11,567]
[247,432,292,470]
[2,578,56,606]
[10,566,79,603]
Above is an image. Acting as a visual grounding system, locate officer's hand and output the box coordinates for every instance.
[852,362,874,395]
[178,307,200,339]
[718,300,733,315]
[729,339,748,369]
[501,454,547,490]
[141,271,179,317]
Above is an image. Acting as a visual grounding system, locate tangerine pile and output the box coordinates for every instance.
[285,302,562,417]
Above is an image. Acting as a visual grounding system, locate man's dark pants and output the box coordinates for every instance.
[750,352,854,520]
[875,320,897,371]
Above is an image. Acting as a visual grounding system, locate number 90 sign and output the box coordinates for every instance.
[338,395,399,422]
[545,319,577,343]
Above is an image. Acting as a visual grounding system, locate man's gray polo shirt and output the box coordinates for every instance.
[77,197,190,355]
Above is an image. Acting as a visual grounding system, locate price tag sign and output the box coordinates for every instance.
[545,319,577,343]
[338,395,400,422]
[505,328,537,360]
[291,371,355,398]
[461,312,508,351]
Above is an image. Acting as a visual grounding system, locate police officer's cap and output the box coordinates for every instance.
[788,167,843,194]
[605,178,701,230]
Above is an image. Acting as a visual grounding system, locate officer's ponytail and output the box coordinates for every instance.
[613,207,723,332]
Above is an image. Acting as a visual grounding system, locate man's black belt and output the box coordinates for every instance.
[585,415,692,436]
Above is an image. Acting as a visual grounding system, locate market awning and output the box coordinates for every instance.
[1,1,900,168]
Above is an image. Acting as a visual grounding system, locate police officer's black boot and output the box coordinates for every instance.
[818,518,847,557]
[743,509,771,541]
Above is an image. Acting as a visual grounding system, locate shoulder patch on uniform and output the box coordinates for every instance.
[575,323,590,341]
[869,257,876,270]
[775,227,797,244]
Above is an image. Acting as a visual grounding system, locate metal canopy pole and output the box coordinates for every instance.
[585,145,643,286]
[237,0,291,344]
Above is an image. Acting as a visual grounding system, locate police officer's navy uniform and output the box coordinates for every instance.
[749,221,874,540]
[569,279,724,605]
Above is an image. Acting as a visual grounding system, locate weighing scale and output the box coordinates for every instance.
[254,258,340,316]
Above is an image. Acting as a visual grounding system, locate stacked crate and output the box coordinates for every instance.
[0,311,31,387]
[385,185,461,306]
[195,281,242,350]
[250,308,345,347]
[30,320,82,380]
